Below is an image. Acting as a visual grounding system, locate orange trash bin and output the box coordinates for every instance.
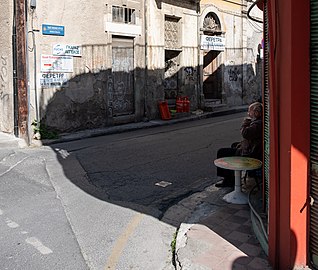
[158,101,171,120]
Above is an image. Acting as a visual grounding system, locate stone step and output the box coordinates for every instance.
[204,99,222,105]
[204,99,223,112]
[212,103,228,110]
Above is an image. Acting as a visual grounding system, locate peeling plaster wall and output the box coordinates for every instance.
[243,1,263,104]
[145,0,165,119]
[1,0,262,134]
[0,0,14,134]
[200,0,263,106]
[146,0,199,119]
[27,0,146,132]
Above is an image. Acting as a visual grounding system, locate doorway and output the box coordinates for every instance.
[203,50,222,100]
[112,36,135,116]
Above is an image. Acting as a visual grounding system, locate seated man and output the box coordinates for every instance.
[215,102,263,187]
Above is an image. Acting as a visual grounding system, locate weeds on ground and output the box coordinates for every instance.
[171,229,179,268]
[31,120,59,140]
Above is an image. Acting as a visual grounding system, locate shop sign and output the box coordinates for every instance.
[200,35,225,51]
[39,72,69,88]
[53,44,82,57]
[42,24,65,36]
[41,54,73,73]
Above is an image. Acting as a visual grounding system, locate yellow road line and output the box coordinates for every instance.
[105,213,144,270]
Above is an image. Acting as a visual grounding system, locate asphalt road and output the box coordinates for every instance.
[52,112,245,218]
[0,112,245,270]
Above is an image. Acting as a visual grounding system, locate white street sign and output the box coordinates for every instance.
[41,54,73,73]
[53,44,82,57]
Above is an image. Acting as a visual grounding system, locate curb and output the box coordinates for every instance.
[0,106,248,147]
[39,106,248,145]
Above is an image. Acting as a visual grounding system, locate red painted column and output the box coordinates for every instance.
[289,0,310,265]
[268,0,310,268]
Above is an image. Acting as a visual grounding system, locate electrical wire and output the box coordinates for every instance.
[247,0,263,24]
[247,13,264,32]
[247,19,263,33]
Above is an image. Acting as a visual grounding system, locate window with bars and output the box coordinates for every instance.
[164,16,180,49]
[112,6,136,24]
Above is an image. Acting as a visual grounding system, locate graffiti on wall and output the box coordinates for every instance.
[112,45,134,116]
[184,67,195,82]
[0,55,11,131]
[113,81,132,113]
[0,56,9,102]
[228,67,238,82]
[107,75,113,117]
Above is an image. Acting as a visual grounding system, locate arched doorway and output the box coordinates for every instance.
[202,12,224,102]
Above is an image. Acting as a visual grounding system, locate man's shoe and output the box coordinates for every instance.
[215,180,234,188]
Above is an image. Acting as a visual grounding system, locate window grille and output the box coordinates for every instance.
[112,6,136,24]
[164,16,180,49]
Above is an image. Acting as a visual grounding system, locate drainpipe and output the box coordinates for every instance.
[29,6,40,136]
[13,0,29,144]
[32,32,39,128]
[144,0,148,119]
[12,0,19,136]
[196,1,201,109]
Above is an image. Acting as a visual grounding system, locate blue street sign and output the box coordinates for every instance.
[42,24,65,36]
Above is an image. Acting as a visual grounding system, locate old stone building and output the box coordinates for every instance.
[200,0,263,108]
[146,0,200,117]
[0,0,262,141]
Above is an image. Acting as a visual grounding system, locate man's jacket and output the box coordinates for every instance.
[236,118,263,160]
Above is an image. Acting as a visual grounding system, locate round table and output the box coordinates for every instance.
[214,156,262,204]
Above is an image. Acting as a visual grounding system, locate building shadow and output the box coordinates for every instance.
[36,57,262,214]
[36,60,264,268]
[186,182,273,269]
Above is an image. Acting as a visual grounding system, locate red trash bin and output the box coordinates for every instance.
[158,101,171,120]
[183,96,190,112]
[176,96,183,113]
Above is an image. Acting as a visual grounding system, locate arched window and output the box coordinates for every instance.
[203,12,221,32]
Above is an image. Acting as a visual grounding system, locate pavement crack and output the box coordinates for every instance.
[0,156,29,178]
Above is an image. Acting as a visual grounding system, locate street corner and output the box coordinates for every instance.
[0,132,28,149]
[174,223,221,270]
[175,223,195,255]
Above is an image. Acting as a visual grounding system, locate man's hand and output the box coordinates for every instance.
[242,117,252,127]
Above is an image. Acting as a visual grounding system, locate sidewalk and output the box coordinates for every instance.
[169,179,272,270]
[0,105,273,269]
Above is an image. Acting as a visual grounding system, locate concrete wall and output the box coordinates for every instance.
[0,0,14,134]
[27,0,146,132]
[0,0,263,135]
[26,0,205,132]
[146,0,199,119]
